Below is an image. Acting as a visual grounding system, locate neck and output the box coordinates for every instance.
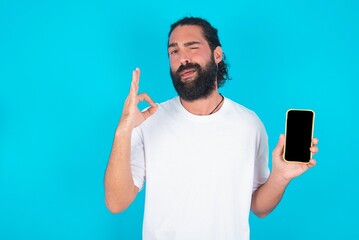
[180,90,224,116]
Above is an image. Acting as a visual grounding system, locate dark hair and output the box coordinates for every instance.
[168,17,231,87]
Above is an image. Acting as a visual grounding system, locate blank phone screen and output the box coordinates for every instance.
[284,110,314,163]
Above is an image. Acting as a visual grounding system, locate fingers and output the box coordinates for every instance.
[308,138,318,167]
[310,137,319,155]
[137,93,158,119]
[127,68,158,119]
[310,145,318,154]
[307,159,316,168]
[130,68,140,97]
[128,68,157,107]
[137,93,157,107]
[147,104,158,115]
[142,105,158,120]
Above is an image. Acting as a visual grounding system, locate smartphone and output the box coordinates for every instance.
[283,109,315,163]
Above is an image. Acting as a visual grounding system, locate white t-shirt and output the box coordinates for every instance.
[130,96,269,240]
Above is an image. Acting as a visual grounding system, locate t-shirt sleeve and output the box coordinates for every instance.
[130,127,146,191]
[252,119,270,193]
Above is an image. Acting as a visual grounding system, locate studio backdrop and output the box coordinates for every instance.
[0,0,358,239]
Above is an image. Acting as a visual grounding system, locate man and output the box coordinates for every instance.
[104,17,319,239]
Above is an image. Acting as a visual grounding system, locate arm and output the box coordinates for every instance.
[251,134,318,218]
[105,127,138,213]
[104,68,158,213]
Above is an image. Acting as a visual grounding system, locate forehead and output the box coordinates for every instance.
[168,25,207,46]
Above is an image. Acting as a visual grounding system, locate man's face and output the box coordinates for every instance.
[168,25,222,101]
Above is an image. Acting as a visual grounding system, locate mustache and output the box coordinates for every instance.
[176,63,201,75]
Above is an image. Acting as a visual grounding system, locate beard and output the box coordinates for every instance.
[170,55,218,101]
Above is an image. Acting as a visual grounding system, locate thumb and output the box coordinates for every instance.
[273,134,285,157]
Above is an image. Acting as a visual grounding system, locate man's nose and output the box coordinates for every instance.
[179,51,191,65]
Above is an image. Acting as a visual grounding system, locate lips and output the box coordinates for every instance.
[180,68,197,78]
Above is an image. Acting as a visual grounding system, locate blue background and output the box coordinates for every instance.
[1,0,358,239]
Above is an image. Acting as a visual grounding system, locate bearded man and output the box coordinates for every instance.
[104,17,319,240]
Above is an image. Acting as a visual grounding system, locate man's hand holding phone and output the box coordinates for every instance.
[271,134,318,183]
[271,109,319,183]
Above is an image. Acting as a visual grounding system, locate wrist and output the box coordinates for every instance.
[269,171,291,188]
[115,124,133,137]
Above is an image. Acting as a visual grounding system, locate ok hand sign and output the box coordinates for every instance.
[118,68,158,132]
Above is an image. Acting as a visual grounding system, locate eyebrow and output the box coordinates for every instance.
[168,41,201,49]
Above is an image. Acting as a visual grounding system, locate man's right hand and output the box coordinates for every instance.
[105,68,157,213]
[118,68,158,132]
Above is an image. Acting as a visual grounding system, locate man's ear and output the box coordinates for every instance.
[214,46,223,64]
